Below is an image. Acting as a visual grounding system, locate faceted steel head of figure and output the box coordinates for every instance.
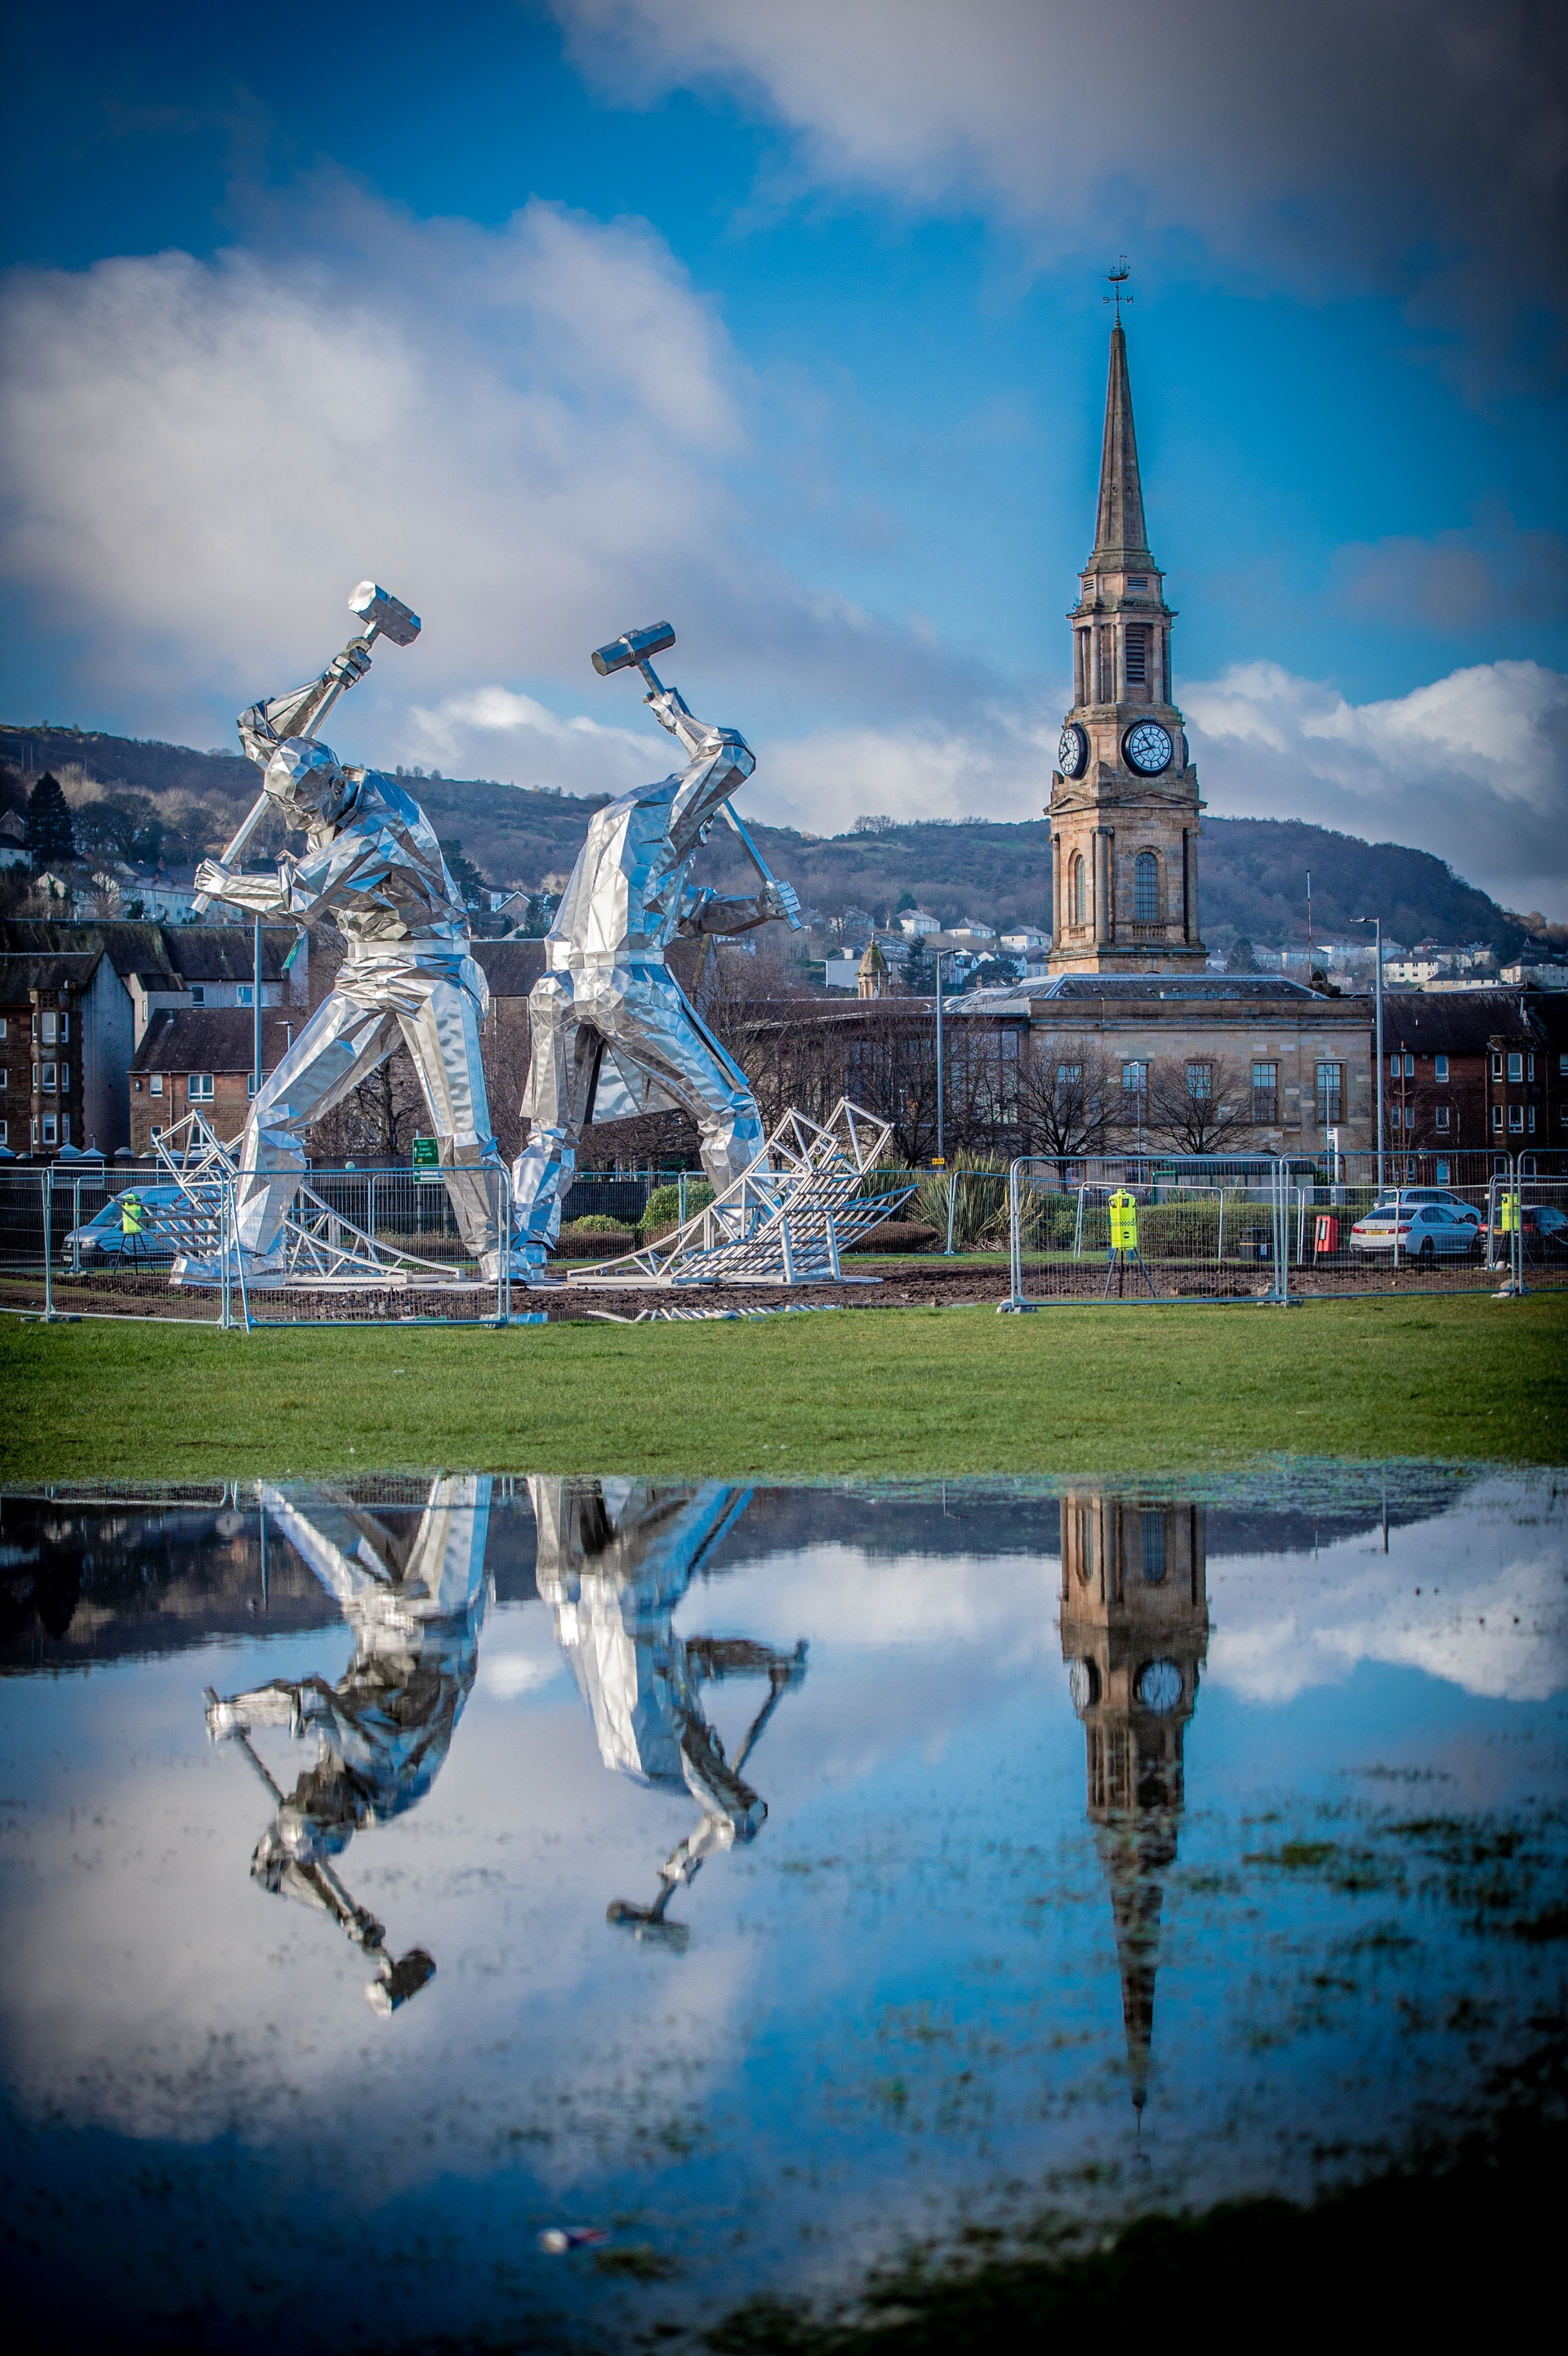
[263,736,354,826]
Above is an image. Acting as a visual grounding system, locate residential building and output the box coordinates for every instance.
[898,908,941,938]
[0,920,309,1156]
[130,1012,301,1154]
[1374,990,1568,1173]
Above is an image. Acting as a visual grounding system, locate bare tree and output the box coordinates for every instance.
[1143,1054,1262,1155]
[1018,1035,1116,1169]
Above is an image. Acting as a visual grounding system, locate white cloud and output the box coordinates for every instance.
[1185,658,1568,915]
[0,176,978,765]
[551,0,1566,376]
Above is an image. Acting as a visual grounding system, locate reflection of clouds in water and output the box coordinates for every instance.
[1206,1476,1568,1704]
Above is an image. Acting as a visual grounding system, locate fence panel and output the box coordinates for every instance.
[1005,1156,1287,1306]
[1283,1150,1543,1298]
[0,1163,523,1327]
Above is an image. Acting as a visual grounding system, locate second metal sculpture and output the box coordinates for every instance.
[509,625,802,1273]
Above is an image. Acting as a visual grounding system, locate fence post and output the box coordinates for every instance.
[1512,1156,1526,1297]
[945,1170,958,1256]
[72,1178,82,1275]
[1009,1161,1023,1305]
[42,1167,53,1321]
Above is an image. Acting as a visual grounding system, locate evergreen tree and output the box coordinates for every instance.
[25,773,76,871]
[1226,935,1258,973]
[902,939,934,995]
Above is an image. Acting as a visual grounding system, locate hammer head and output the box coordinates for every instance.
[592,621,675,677]
[349,581,421,648]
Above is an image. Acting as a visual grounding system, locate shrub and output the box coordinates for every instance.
[913,1156,1012,1249]
[560,1214,631,1233]
[639,1180,714,1243]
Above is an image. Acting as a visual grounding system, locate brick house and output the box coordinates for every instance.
[129,1011,303,1153]
[0,920,309,1156]
[1379,989,1567,1173]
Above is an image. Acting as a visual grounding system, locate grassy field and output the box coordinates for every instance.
[4,1292,1564,1482]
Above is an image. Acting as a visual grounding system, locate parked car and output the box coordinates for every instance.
[1477,1203,1568,1258]
[64,1183,188,1263]
[1349,1203,1481,1259]
[1369,1187,1481,1228]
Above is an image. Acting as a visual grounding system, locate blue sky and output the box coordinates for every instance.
[3,1,1566,913]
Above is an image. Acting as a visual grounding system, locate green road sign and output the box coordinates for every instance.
[412,1135,442,1183]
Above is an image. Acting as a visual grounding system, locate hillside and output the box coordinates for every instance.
[0,719,1527,955]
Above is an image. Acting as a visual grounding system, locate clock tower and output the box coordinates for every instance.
[1048,301,1205,974]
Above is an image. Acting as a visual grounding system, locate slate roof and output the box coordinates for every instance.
[1374,990,1545,1053]
[0,951,104,999]
[130,1009,300,1073]
[0,919,296,985]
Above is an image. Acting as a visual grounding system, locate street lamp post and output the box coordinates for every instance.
[933,946,960,1163]
[1354,915,1385,1187]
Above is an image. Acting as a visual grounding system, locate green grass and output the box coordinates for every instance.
[4,1293,1564,1483]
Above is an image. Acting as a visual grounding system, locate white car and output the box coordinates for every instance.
[1350,1202,1480,1259]
[1368,1187,1481,1229]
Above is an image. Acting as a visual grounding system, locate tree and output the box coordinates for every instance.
[438,836,487,909]
[1226,935,1259,973]
[1143,1055,1261,1155]
[902,939,934,995]
[1019,1038,1116,1169]
[26,773,75,870]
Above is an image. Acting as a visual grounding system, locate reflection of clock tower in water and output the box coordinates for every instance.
[1059,1493,1209,2114]
[1049,275,1206,976]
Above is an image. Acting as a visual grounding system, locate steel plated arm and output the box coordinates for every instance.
[642,666,803,932]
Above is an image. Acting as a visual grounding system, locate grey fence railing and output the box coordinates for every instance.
[0,1165,525,1329]
[1001,1151,1557,1307]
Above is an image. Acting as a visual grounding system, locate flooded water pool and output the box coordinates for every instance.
[2,1465,1565,2348]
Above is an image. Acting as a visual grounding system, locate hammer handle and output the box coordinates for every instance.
[636,658,802,930]
[193,622,381,912]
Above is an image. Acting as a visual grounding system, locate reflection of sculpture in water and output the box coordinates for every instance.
[1059,1493,1209,2116]
[205,1476,491,2011]
[531,1477,806,1947]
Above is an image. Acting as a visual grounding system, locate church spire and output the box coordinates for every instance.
[1090,321,1153,574]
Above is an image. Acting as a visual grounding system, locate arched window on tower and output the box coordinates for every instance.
[1071,853,1087,927]
[1134,851,1160,924]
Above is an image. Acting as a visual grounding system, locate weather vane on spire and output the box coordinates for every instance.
[1103,259,1134,322]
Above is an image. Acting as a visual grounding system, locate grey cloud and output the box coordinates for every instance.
[553,0,1568,382]
[1334,513,1568,634]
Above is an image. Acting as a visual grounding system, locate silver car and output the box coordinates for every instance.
[1350,1202,1480,1259]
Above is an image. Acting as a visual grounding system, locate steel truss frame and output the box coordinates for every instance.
[566,1099,916,1290]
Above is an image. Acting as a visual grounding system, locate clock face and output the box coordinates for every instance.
[1135,1658,1184,1715]
[1058,723,1088,778]
[1124,720,1174,776]
[1068,1658,1100,1712]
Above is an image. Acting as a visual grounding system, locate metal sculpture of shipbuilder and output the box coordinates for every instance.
[193,582,510,1278]
[531,1476,807,1945]
[204,1475,492,2012]
[510,624,802,1272]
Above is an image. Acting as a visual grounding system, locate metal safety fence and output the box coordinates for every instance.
[1001,1151,1559,1307]
[0,1164,526,1329]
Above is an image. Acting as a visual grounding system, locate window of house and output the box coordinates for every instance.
[60,1116,69,1144]
[1123,1062,1149,1118]
[1141,1512,1166,1582]
[1187,1062,1213,1100]
[0,1071,7,1093]
[1315,1062,1343,1126]
[60,1064,69,1093]
[149,1073,163,1096]
[0,1018,7,1040]
[188,985,205,1004]
[1492,1104,1503,1129]
[32,1063,38,1090]
[1435,1157,1450,1182]
[1561,1055,1568,1076]
[0,1120,6,1145]
[1508,1105,1524,1131]
[188,1072,214,1101]
[40,1011,57,1044]
[1520,1154,1537,1175]
[59,1013,68,1042]
[1124,626,1149,684]
[1071,853,1086,926]
[1434,1104,1450,1132]
[1251,1061,1279,1123]
[1526,1053,1535,1080]
[237,984,254,1008]
[1134,852,1159,922]
[150,1124,163,1142]
[1434,1054,1449,1082]
[41,1114,56,1146]
[1491,1052,1503,1080]
[247,1073,261,1098]
[1056,1062,1083,1091]
[41,1062,56,1092]
[1528,1106,1536,1133]
[1507,1052,1523,1082]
